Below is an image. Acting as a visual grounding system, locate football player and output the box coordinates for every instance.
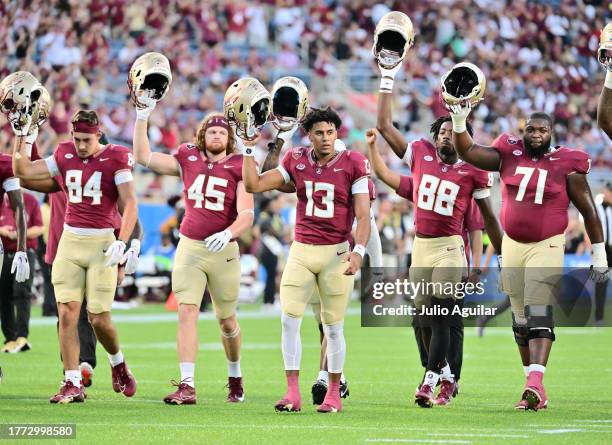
[12,110,138,404]
[449,102,608,410]
[366,129,487,403]
[597,23,612,139]
[261,133,380,405]
[241,107,371,413]
[376,65,503,407]
[133,99,254,405]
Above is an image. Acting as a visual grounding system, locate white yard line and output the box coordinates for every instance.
[365,440,472,444]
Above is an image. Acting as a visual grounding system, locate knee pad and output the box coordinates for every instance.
[528,327,555,342]
[512,325,529,347]
[525,305,554,329]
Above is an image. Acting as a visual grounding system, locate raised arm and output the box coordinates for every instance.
[239,137,286,193]
[597,23,612,139]
[567,173,608,282]
[261,135,297,193]
[365,128,401,191]
[20,177,61,193]
[448,103,502,171]
[132,97,180,176]
[12,134,53,180]
[376,62,409,159]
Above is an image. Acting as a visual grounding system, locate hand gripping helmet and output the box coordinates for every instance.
[440,62,486,107]
[128,52,173,108]
[372,11,415,69]
[270,76,309,131]
[0,71,44,130]
[598,23,612,69]
[224,77,271,141]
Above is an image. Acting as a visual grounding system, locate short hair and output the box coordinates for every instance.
[527,112,553,128]
[71,109,99,125]
[194,112,235,155]
[429,115,473,140]
[301,107,342,133]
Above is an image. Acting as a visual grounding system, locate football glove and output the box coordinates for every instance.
[589,243,609,283]
[11,251,30,283]
[135,91,157,121]
[105,240,126,267]
[204,229,232,252]
[10,111,32,137]
[379,61,403,92]
[122,239,141,275]
[448,102,472,133]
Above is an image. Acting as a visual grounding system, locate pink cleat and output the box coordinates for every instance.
[521,371,547,411]
[50,380,84,404]
[111,362,137,397]
[415,384,435,408]
[515,398,529,410]
[274,394,301,412]
[434,380,457,406]
[317,382,342,413]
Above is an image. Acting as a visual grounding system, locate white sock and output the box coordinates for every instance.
[528,364,546,374]
[423,370,440,389]
[440,364,454,382]
[228,360,241,378]
[605,70,612,90]
[322,321,346,374]
[65,370,81,387]
[523,366,530,377]
[180,362,195,387]
[108,350,124,367]
[281,312,302,370]
[366,210,383,268]
[318,370,329,383]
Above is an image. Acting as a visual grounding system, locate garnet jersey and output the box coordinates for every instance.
[44,178,122,264]
[0,154,20,209]
[491,133,591,243]
[397,174,483,264]
[0,192,42,252]
[278,146,370,245]
[174,143,244,241]
[45,142,133,230]
[403,139,492,238]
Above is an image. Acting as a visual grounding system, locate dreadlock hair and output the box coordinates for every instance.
[301,106,342,132]
[430,116,473,141]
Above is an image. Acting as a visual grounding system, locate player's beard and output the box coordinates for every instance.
[524,137,551,159]
[205,141,227,156]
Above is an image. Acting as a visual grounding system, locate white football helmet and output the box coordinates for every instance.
[128,52,173,108]
[224,77,271,141]
[440,62,486,107]
[29,86,51,131]
[372,11,415,69]
[0,71,44,130]
[599,23,612,70]
[270,76,309,131]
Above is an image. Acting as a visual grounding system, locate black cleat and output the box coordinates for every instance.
[311,379,327,405]
[340,378,350,399]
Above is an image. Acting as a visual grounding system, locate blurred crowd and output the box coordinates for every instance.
[0,0,608,311]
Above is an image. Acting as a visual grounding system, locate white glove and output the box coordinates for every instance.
[122,239,141,275]
[379,62,403,92]
[105,240,126,267]
[448,102,472,133]
[136,93,157,121]
[276,126,297,144]
[589,243,609,283]
[10,111,32,137]
[11,251,30,283]
[204,229,232,252]
[235,135,255,157]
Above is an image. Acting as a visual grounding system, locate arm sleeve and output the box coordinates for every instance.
[2,177,20,192]
[277,150,293,184]
[402,141,413,167]
[45,155,60,177]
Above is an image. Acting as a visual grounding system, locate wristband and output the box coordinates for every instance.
[592,242,607,268]
[452,117,467,134]
[353,244,366,258]
[236,137,255,157]
[605,70,612,90]
[379,77,394,93]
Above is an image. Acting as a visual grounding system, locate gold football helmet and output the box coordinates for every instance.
[128,52,172,108]
[270,76,309,131]
[224,77,271,140]
[0,71,44,130]
[29,85,51,131]
[372,11,415,69]
[440,62,486,107]
[599,23,612,70]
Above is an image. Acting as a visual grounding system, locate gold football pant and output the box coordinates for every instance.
[172,236,241,320]
[280,241,353,325]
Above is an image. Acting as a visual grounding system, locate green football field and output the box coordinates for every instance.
[1,304,611,445]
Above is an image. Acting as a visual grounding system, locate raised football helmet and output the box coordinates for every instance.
[372,11,415,69]
[598,23,612,70]
[270,76,309,131]
[224,77,271,141]
[440,62,486,107]
[29,85,51,130]
[128,52,172,108]
[0,71,44,130]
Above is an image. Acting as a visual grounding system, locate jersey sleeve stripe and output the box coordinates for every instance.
[351,176,369,194]
[2,177,20,192]
[114,170,134,185]
[472,188,491,199]
[45,156,59,177]
[276,165,291,184]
